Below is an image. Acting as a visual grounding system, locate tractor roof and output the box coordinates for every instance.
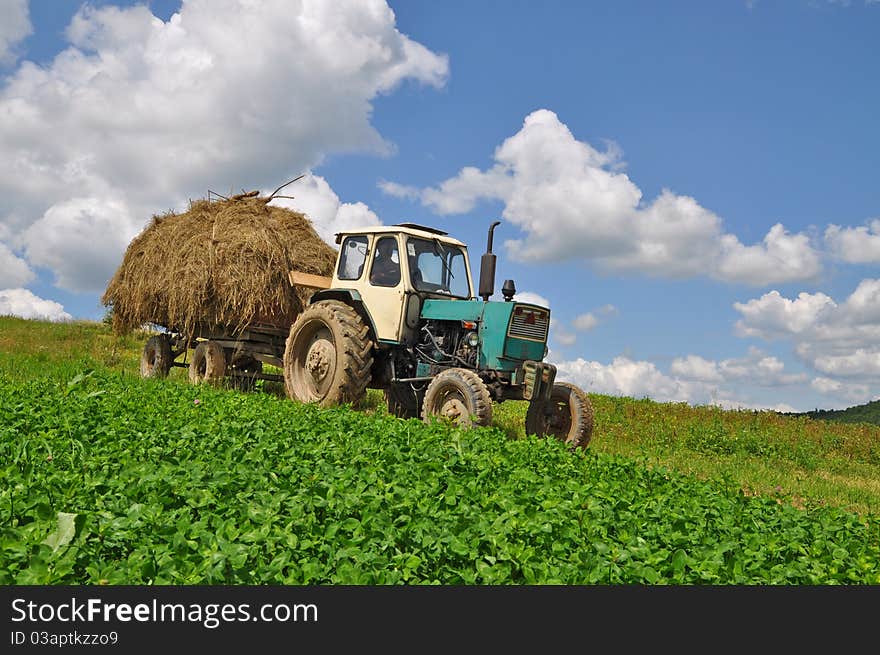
[334,223,467,247]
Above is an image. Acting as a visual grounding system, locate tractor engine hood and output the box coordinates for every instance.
[420,299,550,371]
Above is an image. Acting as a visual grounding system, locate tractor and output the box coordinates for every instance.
[285,221,594,447]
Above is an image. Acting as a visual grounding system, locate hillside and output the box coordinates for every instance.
[785,401,880,427]
[2,316,879,584]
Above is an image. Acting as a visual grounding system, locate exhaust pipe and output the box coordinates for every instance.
[479,221,501,302]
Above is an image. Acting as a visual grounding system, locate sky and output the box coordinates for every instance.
[0,0,878,412]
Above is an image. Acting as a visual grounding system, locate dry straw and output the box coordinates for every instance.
[102,191,336,337]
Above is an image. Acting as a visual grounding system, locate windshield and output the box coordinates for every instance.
[406,237,471,298]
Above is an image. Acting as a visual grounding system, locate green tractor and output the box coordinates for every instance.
[285,221,593,447]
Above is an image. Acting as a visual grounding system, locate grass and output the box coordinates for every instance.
[3,364,879,584]
[3,315,880,518]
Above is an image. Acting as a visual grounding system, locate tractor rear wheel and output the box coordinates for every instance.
[229,354,262,391]
[422,368,492,428]
[189,341,227,385]
[525,382,594,448]
[385,383,424,419]
[140,335,172,378]
[283,301,373,407]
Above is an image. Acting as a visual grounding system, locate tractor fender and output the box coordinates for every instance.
[309,289,380,343]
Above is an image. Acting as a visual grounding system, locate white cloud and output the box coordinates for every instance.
[554,348,809,410]
[573,313,598,331]
[825,219,880,264]
[572,304,617,332]
[383,109,821,285]
[0,288,71,321]
[269,174,381,245]
[670,354,723,383]
[0,0,447,292]
[733,290,836,339]
[671,348,806,387]
[22,196,141,292]
[716,224,821,285]
[556,356,697,403]
[514,291,550,308]
[734,279,880,396]
[0,0,31,65]
[0,241,34,287]
[810,377,874,404]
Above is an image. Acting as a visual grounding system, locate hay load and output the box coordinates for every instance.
[102,191,337,337]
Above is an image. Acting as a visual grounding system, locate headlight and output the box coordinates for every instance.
[544,345,549,357]
[466,331,479,347]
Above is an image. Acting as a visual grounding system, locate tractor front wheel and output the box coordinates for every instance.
[422,368,492,428]
[189,341,227,385]
[284,301,373,407]
[525,382,594,448]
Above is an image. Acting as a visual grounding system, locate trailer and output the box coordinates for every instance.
[138,272,332,391]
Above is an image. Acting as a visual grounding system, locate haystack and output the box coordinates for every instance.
[102,192,336,337]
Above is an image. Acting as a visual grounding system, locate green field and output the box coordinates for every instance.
[2,316,879,584]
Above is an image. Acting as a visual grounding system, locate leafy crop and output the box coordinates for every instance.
[2,369,879,584]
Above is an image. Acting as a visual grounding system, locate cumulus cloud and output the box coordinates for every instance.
[0,288,71,321]
[733,290,836,339]
[735,279,880,386]
[514,291,550,308]
[0,0,447,292]
[383,109,821,285]
[671,348,806,387]
[556,356,697,403]
[573,305,616,332]
[22,196,142,292]
[0,242,34,287]
[670,354,724,383]
[573,313,598,331]
[553,346,806,408]
[269,174,381,245]
[810,377,874,404]
[0,0,31,65]
[825,219,880,264]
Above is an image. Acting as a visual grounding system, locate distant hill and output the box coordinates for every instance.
[784,399,880,426]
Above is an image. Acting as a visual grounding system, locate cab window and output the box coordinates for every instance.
[369,236,401,287]
[407,237,470,298]
[337,236,369,280]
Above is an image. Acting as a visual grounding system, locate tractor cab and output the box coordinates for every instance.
[329,224,475,344]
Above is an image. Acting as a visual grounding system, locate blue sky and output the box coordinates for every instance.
[1,0,878,411]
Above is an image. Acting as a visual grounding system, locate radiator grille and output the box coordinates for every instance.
[508,305,550,342]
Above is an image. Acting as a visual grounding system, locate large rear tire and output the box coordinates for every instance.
[525,382,594,448]
[385,383,424,419]
[189,341,227,385]
[422,368,492,428]
[140,335,172,378]
[283,301,373,407]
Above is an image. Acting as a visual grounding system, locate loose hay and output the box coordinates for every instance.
[102,193,337,337]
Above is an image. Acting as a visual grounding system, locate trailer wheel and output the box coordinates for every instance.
[140,335,172,378]
[189,341,227,385]
[525,382,594,448]
[385,383,424,419]
[229,355,262,391]
[284,301,373,407]
[422,368,492,428]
